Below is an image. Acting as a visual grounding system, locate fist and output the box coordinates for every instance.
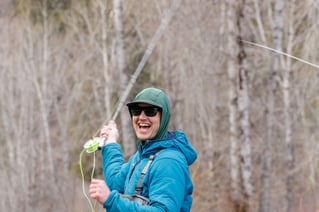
[100,120,119,144]
[89,178,111,204]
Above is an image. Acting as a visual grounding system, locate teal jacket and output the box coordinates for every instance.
[102,130,197,211]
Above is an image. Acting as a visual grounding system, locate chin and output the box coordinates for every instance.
[138,136,149,140]
[137,134,152,141]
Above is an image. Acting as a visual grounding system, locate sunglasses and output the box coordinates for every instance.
[129,106,162,117]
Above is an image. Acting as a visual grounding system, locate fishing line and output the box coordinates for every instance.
[83,0,182,153]
[79,1,181,211]
[79,149,96,212]
[241,39,319,69]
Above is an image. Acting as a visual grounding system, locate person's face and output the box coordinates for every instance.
[130,103,161,141]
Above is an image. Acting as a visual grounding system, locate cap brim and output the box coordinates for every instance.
[126,101,162,108]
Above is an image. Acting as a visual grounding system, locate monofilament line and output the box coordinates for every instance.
[241,40,319,70]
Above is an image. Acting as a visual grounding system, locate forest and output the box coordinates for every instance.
[1,0,319,211]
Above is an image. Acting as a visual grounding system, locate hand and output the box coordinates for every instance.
[89,178,111,205]
[100,120,119,144]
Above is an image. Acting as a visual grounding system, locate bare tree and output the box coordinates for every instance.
[113,0,136,157]
[237,0,254,209]
[98,0,113,120]
[226,0,254,210]
[2,1,319,211]
[284,1,295,211]
[260,1,285,211]
[226,0,242,209]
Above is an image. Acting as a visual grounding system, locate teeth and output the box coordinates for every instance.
[139,123,150,127]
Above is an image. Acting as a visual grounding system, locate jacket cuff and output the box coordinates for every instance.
[103,190,118,209]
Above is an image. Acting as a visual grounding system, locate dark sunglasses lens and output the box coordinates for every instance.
[143,107,158,116]
[130,107,142,116]
[130,107,160,117]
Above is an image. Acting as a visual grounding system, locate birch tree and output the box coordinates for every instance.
[98,0,113,120]
[237,0,254,209]
[2,1,319,211]
[226,0,254,210]
[113,0,136,157]
[260,1,285,211]
[226,0,241,209]
[0,12,61,210]
[284,1,295,211]
[24,1,73,209]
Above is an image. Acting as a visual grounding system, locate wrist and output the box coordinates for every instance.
[105,139,117,145]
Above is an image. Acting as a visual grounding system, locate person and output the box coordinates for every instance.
[89,87,197,211]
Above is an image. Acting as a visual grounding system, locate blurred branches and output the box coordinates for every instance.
[1,0,319,211]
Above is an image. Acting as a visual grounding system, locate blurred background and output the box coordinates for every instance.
[1,0,319,211]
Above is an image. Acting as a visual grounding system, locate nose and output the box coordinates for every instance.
[138,110,147,118]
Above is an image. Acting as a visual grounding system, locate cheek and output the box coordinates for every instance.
[132,118,138,129]
[132,116,138,123]
[152,116,161,131]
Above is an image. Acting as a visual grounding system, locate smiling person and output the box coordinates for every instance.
[89,87,198,211]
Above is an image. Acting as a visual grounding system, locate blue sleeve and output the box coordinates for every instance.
[102,143,130,192]
[104,190,165,212]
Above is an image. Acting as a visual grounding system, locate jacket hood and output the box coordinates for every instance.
[127,87,171,140]
[139,131,197,166]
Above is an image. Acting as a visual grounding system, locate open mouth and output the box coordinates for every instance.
[138,123,151,130]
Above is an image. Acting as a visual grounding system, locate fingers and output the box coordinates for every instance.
[100,121,116,136]
[100,126,109,137]
[90,178,102,185]
[99,120,119,140]
[89,179,102,198]
[100,121,116,137]
[89,179,110,204]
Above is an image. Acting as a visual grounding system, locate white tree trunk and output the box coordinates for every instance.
[113,0,136,157]
[260,1,285,211]
[100,0,112,120]
[285,1,295,211]
[237,0,254,209]
[226,0,241,207]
